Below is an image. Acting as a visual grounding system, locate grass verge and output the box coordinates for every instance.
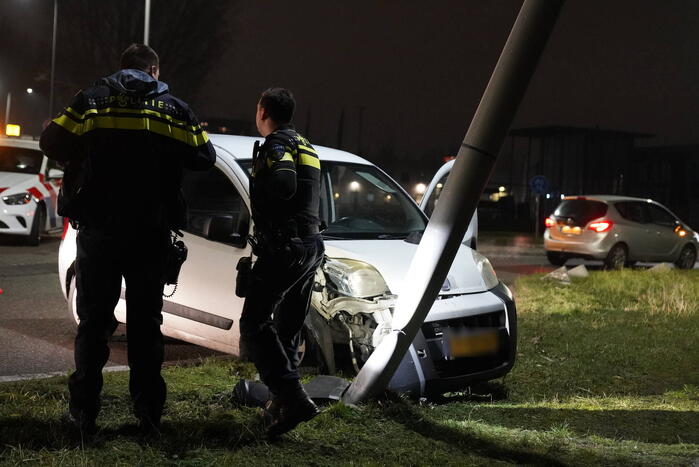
[1,269,698,466]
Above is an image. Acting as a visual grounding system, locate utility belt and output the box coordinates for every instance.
[235,224,318,298]
[251,223,319,254]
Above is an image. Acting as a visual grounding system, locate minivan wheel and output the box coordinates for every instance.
[675,245,697,270]
[604,244,628,270]
[546,251,567,266]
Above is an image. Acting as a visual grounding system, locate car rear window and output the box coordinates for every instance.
[553,199,608,226]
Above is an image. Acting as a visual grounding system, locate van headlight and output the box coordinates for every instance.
[472,250,499,290]
[323,258,389,299]
[2,192,33,205]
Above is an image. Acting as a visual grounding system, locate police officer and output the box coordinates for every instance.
[240,88,325,438]
[40,44,215,434]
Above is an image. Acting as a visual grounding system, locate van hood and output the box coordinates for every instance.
[0,171,36,193]
[324,239,490,296]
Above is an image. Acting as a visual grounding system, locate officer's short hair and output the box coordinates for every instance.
[120,44,159,72]
[259,88,295,124]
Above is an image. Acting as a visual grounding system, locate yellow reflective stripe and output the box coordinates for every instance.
[77,107,201,131]
[298,144,316,155]
[53,114,209,147]
[64,106,83,121]
[54,114,83,134]
[266,152,295,168]
[298,152,320,169]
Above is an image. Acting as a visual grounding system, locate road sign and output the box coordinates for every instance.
[529,175,549,195]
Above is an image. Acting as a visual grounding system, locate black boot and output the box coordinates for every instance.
[266,385,320,439]
[262,396,281,426]
[62,409,97,436]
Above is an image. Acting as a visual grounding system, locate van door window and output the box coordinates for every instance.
[181,166,250,239]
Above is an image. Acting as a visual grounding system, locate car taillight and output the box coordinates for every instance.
[62,217,70,240]
[545,216,556,229]
[588,220,613,233]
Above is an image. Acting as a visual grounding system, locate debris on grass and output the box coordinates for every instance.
[544,266,571,284]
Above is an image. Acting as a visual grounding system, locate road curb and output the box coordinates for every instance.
[0,365,129,383]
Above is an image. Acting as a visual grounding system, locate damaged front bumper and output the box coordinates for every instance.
[309,271,517,398]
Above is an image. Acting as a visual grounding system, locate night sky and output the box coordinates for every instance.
[2,0,698,180]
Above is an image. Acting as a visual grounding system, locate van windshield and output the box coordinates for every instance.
[237,160,427,239]
[0,146,43,174]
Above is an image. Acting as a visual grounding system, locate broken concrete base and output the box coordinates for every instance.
[544,266,570,284]
[649,262,674,272]
[544,264,589,284]
[567,264,589,278]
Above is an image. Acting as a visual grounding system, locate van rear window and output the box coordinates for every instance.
[554,200,608,226]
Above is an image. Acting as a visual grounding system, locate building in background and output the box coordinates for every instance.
[627,145,699,229]
[485,126,652,231]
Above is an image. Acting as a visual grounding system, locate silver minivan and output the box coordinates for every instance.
[544,195,698,269]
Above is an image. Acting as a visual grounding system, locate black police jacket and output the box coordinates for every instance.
[40,69,216,231]
[251,125,321,236]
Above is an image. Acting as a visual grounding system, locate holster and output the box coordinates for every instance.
[235,255,253,297]
[163,234,188,285]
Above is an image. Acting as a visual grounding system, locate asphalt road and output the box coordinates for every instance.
[0,233,222,380]
[478,234,554,284]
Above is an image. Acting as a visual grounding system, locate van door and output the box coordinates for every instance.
[170,163,252,354]
[420,159,478,249]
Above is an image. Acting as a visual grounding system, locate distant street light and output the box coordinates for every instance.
[26,88,33,94]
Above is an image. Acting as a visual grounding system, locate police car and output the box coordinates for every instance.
[0,137,63,245]
[58,134,517,398]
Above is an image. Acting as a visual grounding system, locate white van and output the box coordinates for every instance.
[58,134,516,397]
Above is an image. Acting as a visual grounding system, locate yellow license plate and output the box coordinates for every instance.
[448,331,499,359]
[561,225,582,235]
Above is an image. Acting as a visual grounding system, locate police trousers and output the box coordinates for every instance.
[69,227,169,422]
[239,234,324,396]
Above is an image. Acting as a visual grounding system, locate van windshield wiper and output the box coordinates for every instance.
[377,233,409,240]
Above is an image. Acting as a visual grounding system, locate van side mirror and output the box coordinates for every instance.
[208,215,248,248]
[47,168,64,180]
